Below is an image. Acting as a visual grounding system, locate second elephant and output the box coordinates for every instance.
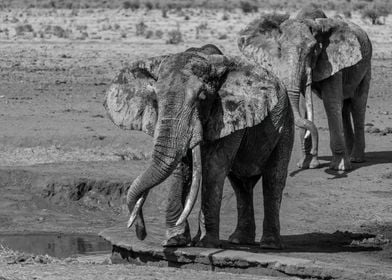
[238,8,372,171]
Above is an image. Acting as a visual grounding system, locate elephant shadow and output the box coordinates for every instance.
[290,151,392,178]
[320,151,392,179]
[218,231,382,253]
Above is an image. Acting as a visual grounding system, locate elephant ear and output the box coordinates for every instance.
[237,14,288,70]
[204,57,281,141]
[312,19,363,82]
[104,56,168,136]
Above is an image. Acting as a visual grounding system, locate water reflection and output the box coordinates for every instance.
[0,232,111,258]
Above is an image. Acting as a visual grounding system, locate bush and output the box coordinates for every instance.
[155,29,163,39]
[15,24,34,36]
[342,9,352,18]
[43,25,69,38]
[162,7,168,18]
[240,1,258,14]
[135,21,147,36]
[166,29,183,44]
[145,29,153,39]
[145,1,153,10]
[361,5,389,24]
[123,0,139,10]
[218,33,228,40]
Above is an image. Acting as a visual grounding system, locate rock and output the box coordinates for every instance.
[365,126,380,134]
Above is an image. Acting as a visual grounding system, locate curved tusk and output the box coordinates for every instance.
[304,67,313,139]
[175,144,202,226]
[127,191,148,228]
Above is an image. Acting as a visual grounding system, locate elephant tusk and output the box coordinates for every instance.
[175,144,202,226]
[127,191,148,228]
[304,67,313,139]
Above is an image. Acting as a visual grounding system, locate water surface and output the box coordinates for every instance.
[0,232,111,258]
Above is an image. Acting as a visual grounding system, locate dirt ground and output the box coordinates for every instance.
[0,7,391,280]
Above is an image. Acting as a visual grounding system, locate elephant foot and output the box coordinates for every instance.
[193,234,221,248]
[162,232,191,247]
[330,155,352,171]
[260,235,284,250]
[350,152,365,163]
[297,154,320,169]
[351,156,365,163]
[297,155,310,169]
[309,156,320,169]
[228,230,255,245]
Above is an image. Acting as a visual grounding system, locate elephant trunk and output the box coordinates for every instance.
[126,144,180,228]
[127,113,203,229]
[287,88,318,156]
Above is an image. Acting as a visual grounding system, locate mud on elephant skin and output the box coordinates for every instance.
[238,7,372,171]
[104,44,294,249]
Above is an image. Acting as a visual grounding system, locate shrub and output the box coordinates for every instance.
[222,13,229,20]
[197,22,208,30]
[218,33,228,40]
[15,24,34,36]
[135,21,147,36]
[361,5,389,24]
[43,25,69,38]
[353,1,367,10]
[123,0,139,10]
[145,1,153,10]
[166,29,183,44]
[342,9,352,18]
[162,7,168,18]
[155,29,163,38]
[240,1,258,14]
[145,29,153,39]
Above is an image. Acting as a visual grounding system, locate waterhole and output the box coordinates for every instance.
[0,232,111,258]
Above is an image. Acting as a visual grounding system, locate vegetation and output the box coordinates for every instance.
[240,1,258,14]
[166,25,183,44]
[361,4,390,24]
[0,0,390,11]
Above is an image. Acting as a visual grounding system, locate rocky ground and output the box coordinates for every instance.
[0,7,391,280]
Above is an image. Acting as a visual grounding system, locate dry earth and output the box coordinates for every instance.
[0,7,391,279]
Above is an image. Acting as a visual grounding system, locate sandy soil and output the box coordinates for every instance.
[0,7,391,279]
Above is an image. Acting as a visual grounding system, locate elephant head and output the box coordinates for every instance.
[238,12,364,165]
[104,45,281,239]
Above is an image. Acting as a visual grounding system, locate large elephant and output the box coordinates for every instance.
[238,8,372,171]
[104,45,294,249]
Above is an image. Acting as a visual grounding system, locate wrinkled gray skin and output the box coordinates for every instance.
[238,7,372,171]
[104,45,294,249]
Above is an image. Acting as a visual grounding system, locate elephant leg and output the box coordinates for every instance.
[342,99,354,155]
[162,159,192,247]
[195,134,242,248]
[227,173,260,245]
[322,73,351,171]
[260,127,292,249]
[350,71,370,163]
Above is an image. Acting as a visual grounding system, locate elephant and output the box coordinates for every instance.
[238,7,372,171]
[104,45,294,249]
